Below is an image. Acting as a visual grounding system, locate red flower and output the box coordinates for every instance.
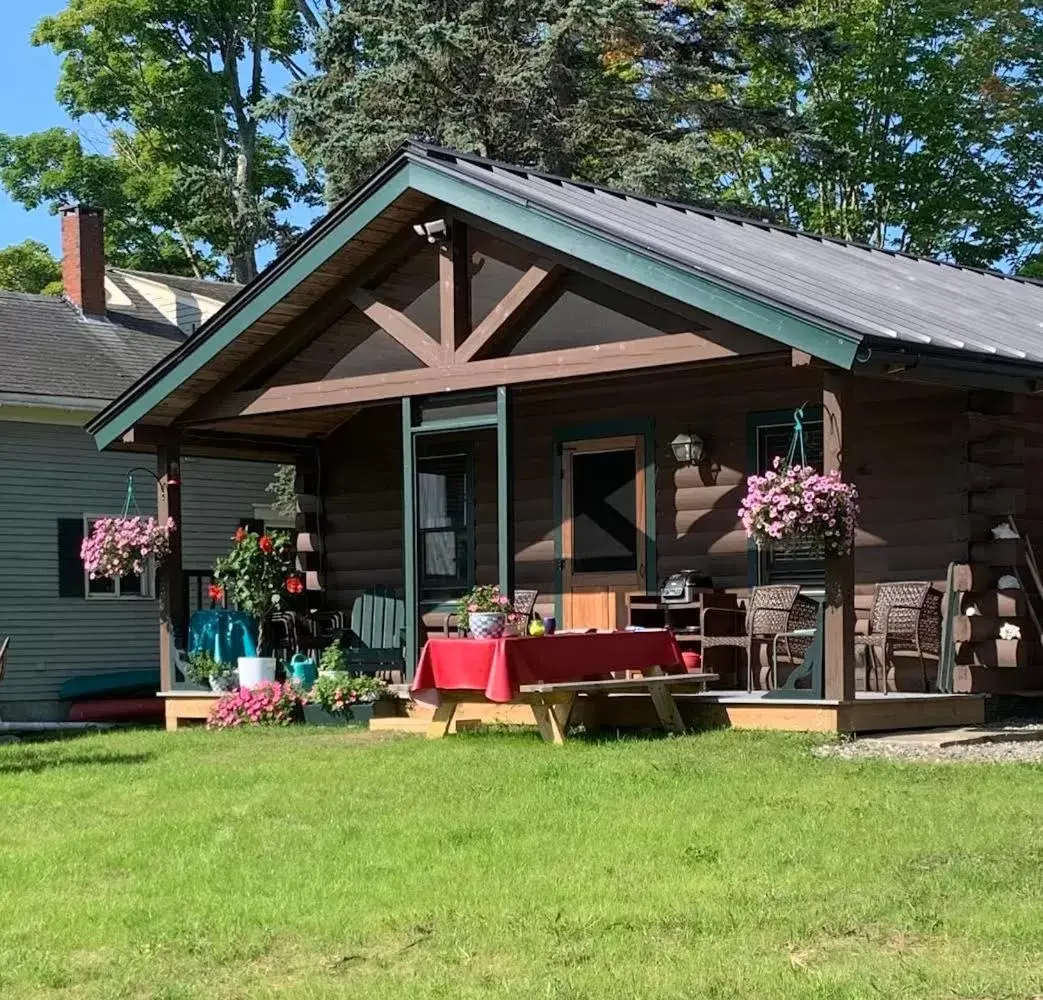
[233,526,247,543]
[285,576,304,595]
[208,583,224,602]
[259,535,274,554]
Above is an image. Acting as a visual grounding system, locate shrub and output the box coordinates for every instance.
[207,681,303,728]
[319,642,347,674]
[212,527,300,652]
[186,650,225,686]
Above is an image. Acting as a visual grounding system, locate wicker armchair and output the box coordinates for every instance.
[702,585,818,691]
[855,582,941,693]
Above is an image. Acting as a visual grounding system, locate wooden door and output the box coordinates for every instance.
[561,435,646,629]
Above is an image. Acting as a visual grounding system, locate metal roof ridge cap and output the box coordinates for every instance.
[412,145,1042,283]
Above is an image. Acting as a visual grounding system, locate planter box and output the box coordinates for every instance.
[303,703,375,726]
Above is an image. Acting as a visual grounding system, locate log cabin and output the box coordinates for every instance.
[85,143,1043,733]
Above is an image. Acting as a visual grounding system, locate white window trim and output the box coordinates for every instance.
[82,514,157,600]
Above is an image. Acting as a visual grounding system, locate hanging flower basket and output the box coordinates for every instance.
[80,515,176,580]
[739,458,859,557]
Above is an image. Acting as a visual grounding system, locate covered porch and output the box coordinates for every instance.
[86,144,1042,734]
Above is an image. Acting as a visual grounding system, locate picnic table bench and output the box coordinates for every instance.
[426,669,719,744]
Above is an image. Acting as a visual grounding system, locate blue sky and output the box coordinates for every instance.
[0,1,76,255]
[0,2,317,264]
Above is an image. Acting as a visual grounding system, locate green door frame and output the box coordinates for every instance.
[401,387,512,678]
[552,418,657,626]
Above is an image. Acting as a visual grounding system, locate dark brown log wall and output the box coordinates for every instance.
[322,363,972,620]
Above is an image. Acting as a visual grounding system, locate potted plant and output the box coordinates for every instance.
[305,669,388,726]
[456,584,516,639]
[739,457,860,557]
[80,515,175,580]
[212,527,300,688]
[185,649,239,692]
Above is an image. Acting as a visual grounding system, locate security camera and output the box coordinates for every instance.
[412,218,447,243]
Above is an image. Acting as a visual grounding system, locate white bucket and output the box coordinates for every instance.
[237,656,278,689]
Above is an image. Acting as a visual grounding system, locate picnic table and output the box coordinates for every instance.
[411,630,718,743]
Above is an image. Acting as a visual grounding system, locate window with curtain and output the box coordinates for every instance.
[754,416,825,585]
[417,454,473,600]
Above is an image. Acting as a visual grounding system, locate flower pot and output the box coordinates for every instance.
[681,651,702,672]
[237,656,277,689]
[208,672,239,693]
[469,611,506,639]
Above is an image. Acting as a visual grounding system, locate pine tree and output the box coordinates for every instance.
[289,0,838,204]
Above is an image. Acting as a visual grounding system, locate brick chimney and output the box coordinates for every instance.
[60,204,106,318]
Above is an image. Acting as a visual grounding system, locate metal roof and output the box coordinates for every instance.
[411,144,1043,364]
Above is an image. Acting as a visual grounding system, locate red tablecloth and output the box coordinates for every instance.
[412,630,685,703]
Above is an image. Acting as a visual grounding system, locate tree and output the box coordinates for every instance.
[288,0,839,204]
[0,241,63,295]
[729,0,1043,269]
[9,0,321,282]
[0,129,214,276]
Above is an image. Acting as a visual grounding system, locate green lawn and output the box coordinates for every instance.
[2,727,1043,999]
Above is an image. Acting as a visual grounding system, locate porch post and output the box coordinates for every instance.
[401,397,418,679]
[156,442,184,692]
[496,386,515,598]
[822,370,856,701]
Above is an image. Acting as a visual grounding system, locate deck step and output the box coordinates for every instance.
[368,717,430,734]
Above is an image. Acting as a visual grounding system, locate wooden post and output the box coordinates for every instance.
[822,370,855,702]
[157,442,184,693]
[439,216,470,363]
[401,398,418,679]
[496,386,515,599]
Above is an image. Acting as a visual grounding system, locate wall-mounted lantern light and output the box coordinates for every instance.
[670,431,706,466]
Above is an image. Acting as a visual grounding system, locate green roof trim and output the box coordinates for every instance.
[90,165,413,450]
[407,161,861,369]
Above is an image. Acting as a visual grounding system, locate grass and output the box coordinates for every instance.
[1,727,1043,999]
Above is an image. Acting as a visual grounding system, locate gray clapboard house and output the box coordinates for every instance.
[0,206,275,720]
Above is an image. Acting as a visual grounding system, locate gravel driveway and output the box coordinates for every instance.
[814,722,1043,763]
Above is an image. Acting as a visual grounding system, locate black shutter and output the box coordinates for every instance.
[58,518,86,597]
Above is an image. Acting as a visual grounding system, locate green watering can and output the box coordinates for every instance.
[288,653,318,691]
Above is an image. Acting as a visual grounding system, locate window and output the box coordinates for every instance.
[417,454,474,600]
[82,515,156,600]
[752,413,825,585]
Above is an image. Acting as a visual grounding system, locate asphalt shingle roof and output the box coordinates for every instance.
[412,144,1043,364]
[0,290,183,402]
[109,268,241,303]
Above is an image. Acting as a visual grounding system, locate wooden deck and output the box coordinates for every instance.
[160,690,220,731]
[377,689,985,736]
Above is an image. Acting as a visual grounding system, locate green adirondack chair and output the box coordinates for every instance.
[343,587,407,681]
